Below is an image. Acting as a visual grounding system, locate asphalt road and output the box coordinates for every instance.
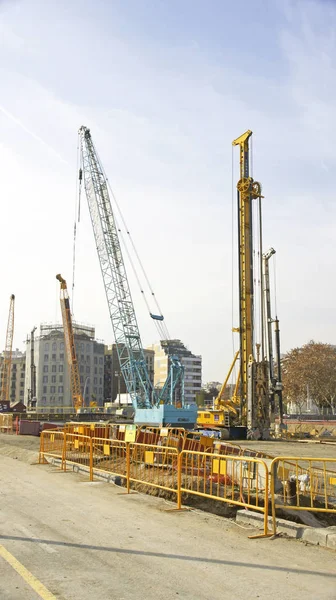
[0,452,335,600]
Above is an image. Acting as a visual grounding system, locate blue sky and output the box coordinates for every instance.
[0,0,335,382]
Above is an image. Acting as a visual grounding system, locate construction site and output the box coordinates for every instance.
[0,124,335,599]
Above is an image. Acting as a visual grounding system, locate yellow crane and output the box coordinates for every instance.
[0,294,15,403]
[56,274,83,412]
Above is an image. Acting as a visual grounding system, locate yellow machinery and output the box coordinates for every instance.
[56,274,83,412]
[197,351,240,428]
[198,131,272,438]
[0,294,15,403]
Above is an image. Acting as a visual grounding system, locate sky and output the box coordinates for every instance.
[0,0,336,383]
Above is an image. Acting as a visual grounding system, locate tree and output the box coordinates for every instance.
[282,341,336,414]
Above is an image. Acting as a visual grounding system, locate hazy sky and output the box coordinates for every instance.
[1,0,335,382]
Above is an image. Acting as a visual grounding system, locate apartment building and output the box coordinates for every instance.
[0,349,26,406]
[25,323,105,412]
[148,340,202,405]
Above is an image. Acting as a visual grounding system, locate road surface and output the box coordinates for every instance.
[0,451,335,600]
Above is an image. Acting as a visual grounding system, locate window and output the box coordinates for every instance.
[21,372,25,378]
[99,367,103,374]
[60,342,64,351]
[43,386,47,394]
[45,343,49,351]
[94,377,97,385]
[52,365,57,373]
[80,354,84,361]
[94,367,97,374]
[59,364,63,373]
[80,343,84,351]
[59,375,63,383]
[42,397,46,405]
[51,375,56,383]
[20,381,24,388]
[20,390,24,396]
[60,353,64,360]
[43,365,48,373]
[99,357,103,365]
[80,376,83,384]
[99,378,102,385]
[86,366,90,374]
[58,396,63,403]
[94,357,98,365]
[80,365,84,373]
[52,342,57,351]
[58,386,63,393]
[43,376,48,383]
[86,355,90,363]
[86,344,90,352]
[44,354,49,361]
[52,353,56,361]
[50,386,55,393]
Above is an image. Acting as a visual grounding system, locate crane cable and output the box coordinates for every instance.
[71,136,81,315]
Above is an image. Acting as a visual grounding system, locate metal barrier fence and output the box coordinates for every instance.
[39,430,65,465]
[271,456,336,534]
[179,450,271,537]
[130,442,179,496]
[92,437,128,484]
[38,433,336,539]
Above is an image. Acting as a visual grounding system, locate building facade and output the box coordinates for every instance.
[104,344,155,403]
[148,340,202,405]
[25,323,105,412]
[0,350,26,406]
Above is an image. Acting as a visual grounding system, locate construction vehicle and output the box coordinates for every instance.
[56,274,84,412]
[199,130,282,439]
[78,126,197,428]
[197,351,240,428]
[0,294,15,404]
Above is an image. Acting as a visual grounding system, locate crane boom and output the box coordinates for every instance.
[56,274,83,412]
[78,126,195,427]
[0,294,15,403]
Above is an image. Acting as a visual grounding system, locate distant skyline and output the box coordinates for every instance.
[1,0,335,382]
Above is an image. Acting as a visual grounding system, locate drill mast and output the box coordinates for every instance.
[0,294,15,403]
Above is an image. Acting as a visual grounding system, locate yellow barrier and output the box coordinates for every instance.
[92,437,128,483]
[179,450,271,537]
[271,456,336,534]
[63,433,92,478]
[39,430,65,465]
[129,442,179,496]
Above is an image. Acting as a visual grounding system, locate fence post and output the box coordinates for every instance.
[270,459,277,535]
[89,438,93,482]
[126,442,130,494]
[39,431,44,464]
[177,452,182,509]
[62,432,67,472]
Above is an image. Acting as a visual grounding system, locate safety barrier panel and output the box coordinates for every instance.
[179,450,271,537]
[92,437,128,483]
[63,433,93,478]
[0,414,14,433]
[39,430,65,465]
[129,442,179,496]
[271,456,336,534]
